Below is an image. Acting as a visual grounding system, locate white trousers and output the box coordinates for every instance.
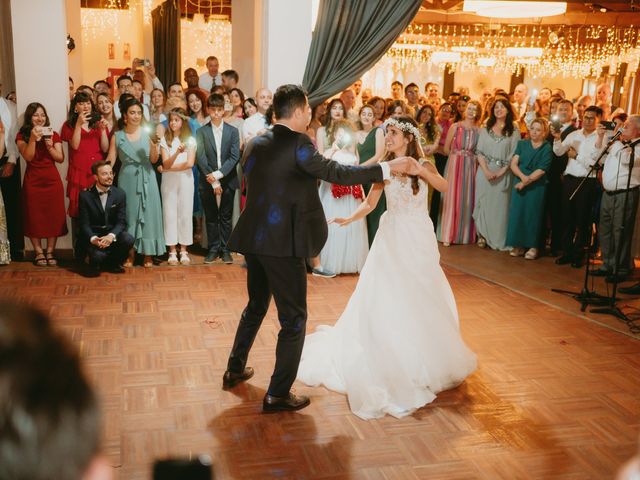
[161,170,194,246]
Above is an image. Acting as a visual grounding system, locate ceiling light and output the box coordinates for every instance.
[477,57,497,67]
[452,46,477,52]
[506,47,543,57]
[463,1,567,18]
[431,51,462,64]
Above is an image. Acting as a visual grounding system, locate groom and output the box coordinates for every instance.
[223,84,419,412]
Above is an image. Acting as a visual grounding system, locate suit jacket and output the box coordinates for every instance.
[228,124,384,258]
[547,124,577,181]
[196,122,241,190]
[78,185,127,243]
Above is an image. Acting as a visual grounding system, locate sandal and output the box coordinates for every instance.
[45,251,58,266]
[179,251,191,265]
[143,256,154,268]
[167,252,179,266]
[34,253,47,267]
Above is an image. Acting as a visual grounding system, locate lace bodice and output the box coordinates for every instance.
[384,175,429,216]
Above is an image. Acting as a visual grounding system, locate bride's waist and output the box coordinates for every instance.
[384,207,430,217]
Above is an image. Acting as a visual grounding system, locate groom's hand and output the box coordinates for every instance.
[387,156,421,176]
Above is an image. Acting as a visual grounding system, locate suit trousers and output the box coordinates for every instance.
[560,175,599,259]
[200,184,234,254]
[227,254,307,397]
[598,188,640,274]
[161,170,194,246]
[87,231,134,267]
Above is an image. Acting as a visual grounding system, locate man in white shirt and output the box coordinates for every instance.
[552,105,603,267]
[113,75,150,120]
[243,88,273,144]
[591,115,640,281]
[0,96,24,258]
[198,56,222,92]
[351,79,363,109]
[340,88,359,124]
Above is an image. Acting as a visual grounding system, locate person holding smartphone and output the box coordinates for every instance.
[552,106,604,268]
[16,103,67,267]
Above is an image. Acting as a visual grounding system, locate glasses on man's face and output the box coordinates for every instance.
[460,96,471,102]
[583,116,596,122]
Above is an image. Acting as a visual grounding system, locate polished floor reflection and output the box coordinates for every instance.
[0,255,639,479]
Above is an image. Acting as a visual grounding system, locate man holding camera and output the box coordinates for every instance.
[552,105,604,268]
[590,115,640,284]
[544,99,577,255]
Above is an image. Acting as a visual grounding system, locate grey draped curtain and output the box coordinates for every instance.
[152,0,181,88]
[302,0,422,107]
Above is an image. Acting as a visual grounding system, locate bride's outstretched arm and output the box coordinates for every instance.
[418,161,448,193]
[330,182,385,226]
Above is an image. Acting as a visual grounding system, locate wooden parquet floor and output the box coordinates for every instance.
[1,256,640,479]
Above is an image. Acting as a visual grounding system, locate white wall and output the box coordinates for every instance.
[232,0,262,97]
[261,0,313,91]
[80,8,145,85]
[525,75,583,101]
[11,0,72,249]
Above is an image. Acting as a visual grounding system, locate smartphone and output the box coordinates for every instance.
[153,456,212,480]
[550,115,562,131]
[89,111,102,124]
[144,59,151,67]
[600,120,616,131]
[41,126,54,137]
[528,89,538,107]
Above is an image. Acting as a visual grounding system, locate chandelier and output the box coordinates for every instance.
[463,1,567,18]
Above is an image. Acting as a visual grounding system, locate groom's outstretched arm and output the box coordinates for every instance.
[294,135,386,186]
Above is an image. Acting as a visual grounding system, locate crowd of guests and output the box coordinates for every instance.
[0,58,639,283]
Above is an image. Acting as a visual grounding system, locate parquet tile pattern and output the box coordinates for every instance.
[1,256,639,479]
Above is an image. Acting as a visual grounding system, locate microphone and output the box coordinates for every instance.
[606,130,622,146]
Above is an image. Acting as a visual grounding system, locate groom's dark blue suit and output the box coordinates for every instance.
[226,124,384,399]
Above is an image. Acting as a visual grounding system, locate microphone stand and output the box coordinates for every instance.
[551,133,619,311]
[592,137,640,332]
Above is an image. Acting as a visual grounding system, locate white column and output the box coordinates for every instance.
[232,0,263,98]
[261,0,314,91]
[65,0,83,85]
[11,0,72,250]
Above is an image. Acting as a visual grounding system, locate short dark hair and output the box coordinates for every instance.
[206,55,218,63]
[91,159,111,175]
[93,79,110,89]
[404,82,419,94]
[273,84,307,120]
[391,80,403,88]
[558,99,574,110]
[0,301,101,480]
[116,75,132,87]
[207,93,225,108]
[132,79,143,87]
[221,69,239,83]
[585,105,604,118]
[168,82,183,91]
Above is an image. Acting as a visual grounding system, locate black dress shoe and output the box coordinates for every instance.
[107,264,126,274]
[590,268,610,277]
[606,273,629,284]
[555,255,572,265]
[263,392,310,413]
[222,367,254,389]
[204,251,218,264]
[619,282,640,295]
[221,252,233,264]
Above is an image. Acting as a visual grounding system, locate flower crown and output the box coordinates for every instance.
[383,117,421,141]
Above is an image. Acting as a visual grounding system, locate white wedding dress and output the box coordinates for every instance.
[297,175,477,420]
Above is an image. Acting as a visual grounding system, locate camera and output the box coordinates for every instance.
[41,126,54,137]
[600,120,616,131]
[153,456,212,480]
[89,111,102,124]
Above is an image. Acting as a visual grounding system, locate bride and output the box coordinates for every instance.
[297,115,477,420]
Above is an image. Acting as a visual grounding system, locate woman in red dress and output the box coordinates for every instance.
[61,92,109,219]
[16,102,67,266]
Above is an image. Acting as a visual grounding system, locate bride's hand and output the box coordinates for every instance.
[328,217,350,226]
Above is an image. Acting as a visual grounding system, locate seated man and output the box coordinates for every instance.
[78,160,133,275]
[0,301,111,480]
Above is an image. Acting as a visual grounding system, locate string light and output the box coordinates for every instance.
[181,15,232,76]
[387,23,640,79]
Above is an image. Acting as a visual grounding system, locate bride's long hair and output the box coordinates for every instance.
[383,115,423,195]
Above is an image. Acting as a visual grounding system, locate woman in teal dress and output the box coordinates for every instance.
[356,104,386,246]
[506,118,552,260]
[106,97,165,267]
